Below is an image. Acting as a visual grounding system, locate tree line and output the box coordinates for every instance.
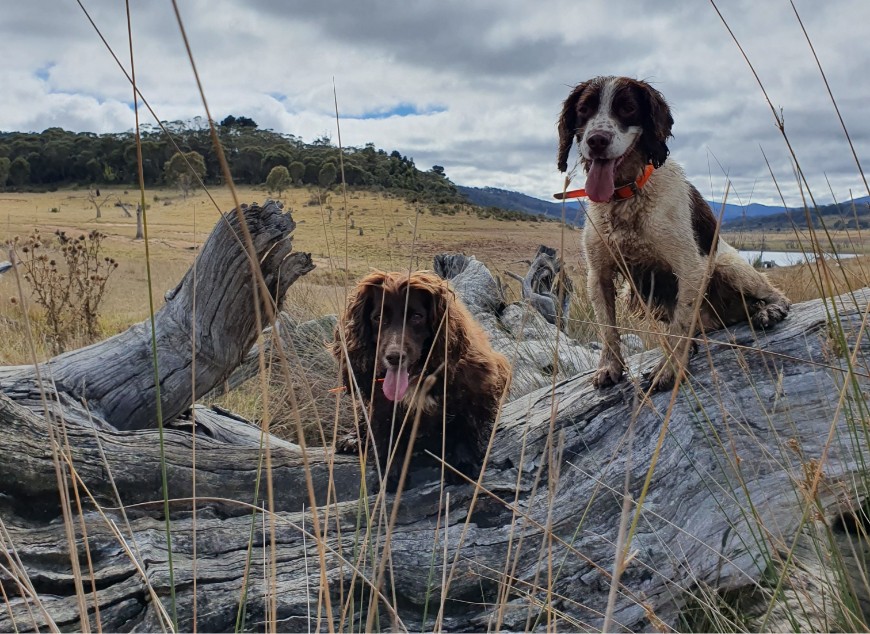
[0,115,462,204]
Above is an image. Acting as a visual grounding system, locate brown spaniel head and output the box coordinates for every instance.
[332,271,473,403]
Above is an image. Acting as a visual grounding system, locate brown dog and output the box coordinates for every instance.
[331,271,510,490]
[557,76,790,391]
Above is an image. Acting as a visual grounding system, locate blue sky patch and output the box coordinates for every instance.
[34,63,54,82]
[349,103,446,120]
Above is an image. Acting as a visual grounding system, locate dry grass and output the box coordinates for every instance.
[0,185,578,360]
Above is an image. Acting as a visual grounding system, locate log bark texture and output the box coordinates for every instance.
[502,245,574,329]
[0,201,314,431]
[2,286,869,631]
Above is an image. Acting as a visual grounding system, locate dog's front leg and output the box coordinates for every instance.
[650,267,703,391]
[588,264,625,388]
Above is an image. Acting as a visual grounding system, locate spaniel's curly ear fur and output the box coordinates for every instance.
[635,80,674,169]
[416,272,511,400]
[557,81,590,173]
[420,274,471,372]
[331,272,387,396]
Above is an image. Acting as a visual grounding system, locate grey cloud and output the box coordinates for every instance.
[0,0,867,205]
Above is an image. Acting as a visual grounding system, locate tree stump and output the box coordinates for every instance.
[0,200,314,431]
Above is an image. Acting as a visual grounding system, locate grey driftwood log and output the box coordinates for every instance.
[1,223,870,630]
[502,244,574,330]
[0,200,314,431]
[438,251,597,397]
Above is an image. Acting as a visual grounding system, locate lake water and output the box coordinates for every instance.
[738,249,859,267]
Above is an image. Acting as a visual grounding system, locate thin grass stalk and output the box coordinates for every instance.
[169,6,338,631]
[493,422,532,631]
[234,420,269,631]
[333,79,351,291]
[0,567,21,634]
[124,3,177,627]
[524,406,563,632]
[789,0,869,199]
[0,518,56,632]
[7,251,88,631]
[437,492,450,631]
[421,305,453,629]
[59,411,103,633]
[190,209,199,633]
[547,432,566,631]
[601,391,639,633]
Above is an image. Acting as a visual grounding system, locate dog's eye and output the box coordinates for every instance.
[409,312,425,325]
[577,103,591,118]
[371,313,381,324]
[617,102,637,117]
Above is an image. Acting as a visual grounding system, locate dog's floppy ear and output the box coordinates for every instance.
[331,273,385,394]
[557,82,589,173]
[637,81,673,168]
[413,273,468,371]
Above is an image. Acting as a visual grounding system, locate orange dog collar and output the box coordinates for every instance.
[554,163,655,201]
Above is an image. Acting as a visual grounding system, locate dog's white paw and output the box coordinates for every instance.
[649,358,677,392]
[751,297,791,329]
[592,355,625,389]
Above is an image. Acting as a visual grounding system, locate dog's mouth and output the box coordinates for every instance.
[585,155,628,203]
[382,364,410,402]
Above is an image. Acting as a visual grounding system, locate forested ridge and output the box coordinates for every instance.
[0,115,462,203]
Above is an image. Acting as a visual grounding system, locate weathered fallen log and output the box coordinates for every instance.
[2,258,870,634]
[435,252,596,397]
[0,200,314,431]
[502,245,574,330]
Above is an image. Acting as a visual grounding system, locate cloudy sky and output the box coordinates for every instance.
[1,0,868,206]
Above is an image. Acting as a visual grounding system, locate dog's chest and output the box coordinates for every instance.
[590,201,656,261]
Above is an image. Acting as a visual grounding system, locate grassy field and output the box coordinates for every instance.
[0,184,582,345]
[3,183,868,361]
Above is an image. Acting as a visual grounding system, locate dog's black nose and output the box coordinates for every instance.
[586,132,612,153]
[385,351,402,367]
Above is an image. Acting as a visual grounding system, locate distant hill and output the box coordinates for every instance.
[722,196,870,231]
[457,184,794,226]
[457,185,585,225]
[709,200,787,221]
[457,184,870,231]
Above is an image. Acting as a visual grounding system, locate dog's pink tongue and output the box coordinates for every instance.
[382,367,410,402]
[585,159,616,202]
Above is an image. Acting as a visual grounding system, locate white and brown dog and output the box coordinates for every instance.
[557,76,790,391]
